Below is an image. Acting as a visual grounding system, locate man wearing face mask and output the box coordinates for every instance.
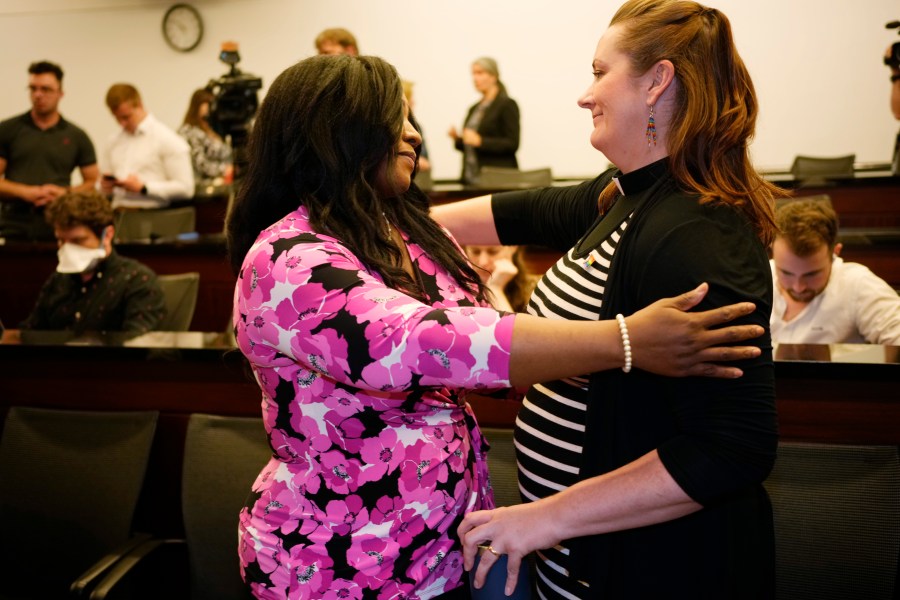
[19,190,166,334]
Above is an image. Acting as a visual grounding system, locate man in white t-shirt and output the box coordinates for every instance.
[101,83,193,208]
[770,199,900,345]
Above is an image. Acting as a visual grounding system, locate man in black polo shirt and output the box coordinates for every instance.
[0,61,99,241]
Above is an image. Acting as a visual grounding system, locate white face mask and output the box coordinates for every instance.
[56,242,107,274]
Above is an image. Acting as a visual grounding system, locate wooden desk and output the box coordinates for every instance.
[430,172,900,229]
[468,343,900,445]
[434,173,900,289]
[0,333,897,541]
[187,187,231,235]
[2,231,897,337]
[0,235,234,332]
[2,174,898,332]
[175,171,900,236]
[777,173,900,229]
[188,172,900,232]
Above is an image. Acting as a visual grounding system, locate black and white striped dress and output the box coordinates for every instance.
[515,218,630,600]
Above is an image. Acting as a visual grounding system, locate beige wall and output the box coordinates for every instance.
[1,0,898,180]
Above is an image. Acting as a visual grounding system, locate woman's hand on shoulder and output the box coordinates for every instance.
[626,282,764,378]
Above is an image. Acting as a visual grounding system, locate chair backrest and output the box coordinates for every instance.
[414,169,434,192]
[0,406,158,597]
[114,206,197,242]
[182,413,271,600]
[476,167,553,190]
[774,193,833,213]
[156,272,200,331]
[790,154,855,185]
[763,442,900,600]
[481,427,521,508]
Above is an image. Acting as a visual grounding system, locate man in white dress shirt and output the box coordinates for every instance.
[101,83,193,208]
[770,199,900,345]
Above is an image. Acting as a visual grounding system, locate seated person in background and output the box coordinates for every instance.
[465,244,537,312]
[771,198,900,344]
[19,190,165,335]
[101,83,194,209]
[0,60,99,241]
[314,27,359,56]
[178,88,233,184]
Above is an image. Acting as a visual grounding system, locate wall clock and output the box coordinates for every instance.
[162,3,204,52]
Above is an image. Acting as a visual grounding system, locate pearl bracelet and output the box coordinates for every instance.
[615,313,632,373]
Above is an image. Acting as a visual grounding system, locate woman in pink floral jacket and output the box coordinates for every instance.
[225,55,765,599]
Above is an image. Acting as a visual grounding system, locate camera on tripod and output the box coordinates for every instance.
[885,21,900,69]
[205,42,262,146]
[204,42,262,180]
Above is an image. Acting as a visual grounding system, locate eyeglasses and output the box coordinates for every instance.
[28,85,60,94]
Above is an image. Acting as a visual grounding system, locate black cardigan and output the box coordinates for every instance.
[493,163,777,599]
[454,93,520,180]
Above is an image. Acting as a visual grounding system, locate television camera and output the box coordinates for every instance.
[886,21,900,70]
[205,42,262,178]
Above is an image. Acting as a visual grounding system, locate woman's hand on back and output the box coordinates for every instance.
[627,282,765,378]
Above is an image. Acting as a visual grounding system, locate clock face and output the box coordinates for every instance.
[163,3,203,52]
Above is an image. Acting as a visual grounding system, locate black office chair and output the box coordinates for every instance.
[763,442,900,600]
[790,154,855,186]
[179,414,270,599]
[114,207,197,243]
[0,406,158,599]
[480,426,537,596]
[774,194,833,213]
[481,426,521,508]
[156,272,200,331]
[414,169,435,192]
[88,413,271,600]
[475,167,553,190]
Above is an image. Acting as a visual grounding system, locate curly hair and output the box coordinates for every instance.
[44,190,114,239]
[774,199,839,257]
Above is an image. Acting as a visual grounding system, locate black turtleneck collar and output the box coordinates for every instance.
[612,158,669,197]
[572,158,671,259]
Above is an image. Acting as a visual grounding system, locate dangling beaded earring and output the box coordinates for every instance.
[645,105,657,146]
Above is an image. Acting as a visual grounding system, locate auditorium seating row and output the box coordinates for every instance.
[2,392,897,598]
[0,406,262,599]
[2,172,899,333]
